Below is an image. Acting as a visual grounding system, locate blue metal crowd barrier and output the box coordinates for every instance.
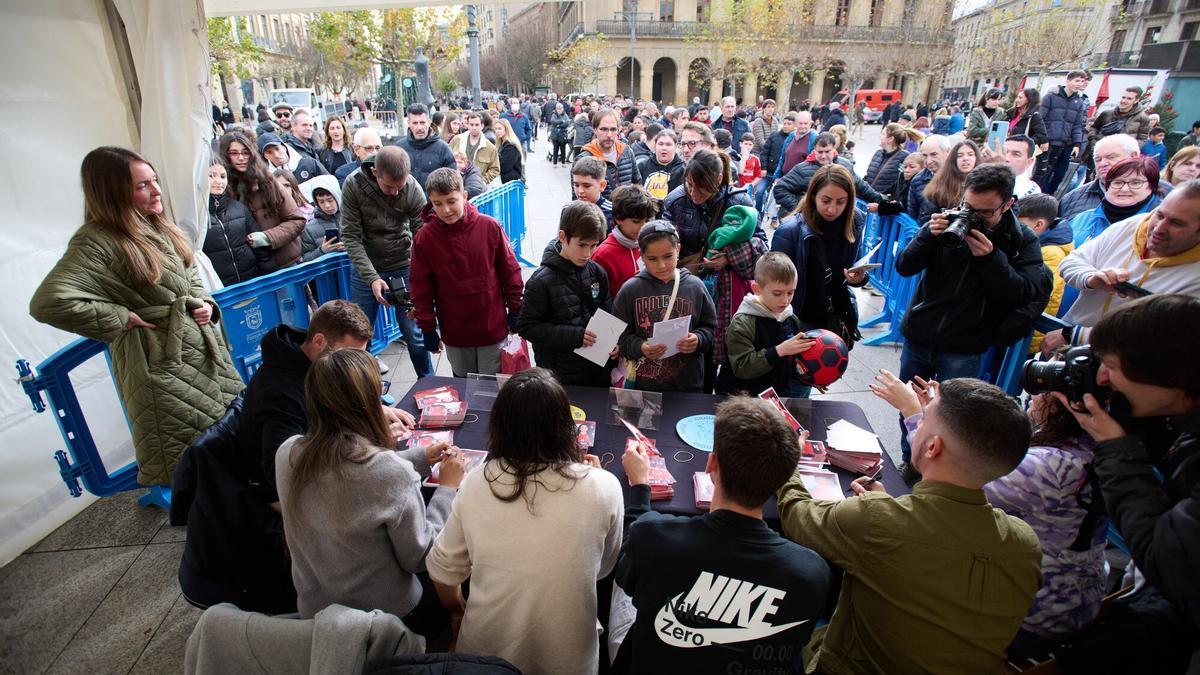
[860,212,923,346]
[14,253,404,506]
[472,180,535,267]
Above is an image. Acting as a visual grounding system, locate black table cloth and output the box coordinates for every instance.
[396,376,908,518]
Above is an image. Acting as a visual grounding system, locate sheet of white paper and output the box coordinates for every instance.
[826,419,883,454]
[573,308,627,367]
[852,241,881,269]
[648,316,691,358]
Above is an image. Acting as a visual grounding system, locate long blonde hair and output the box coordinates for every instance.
[1165,146,1200,185]
[288,348,394,497]
[494,117,525,159]
[80,146,193,287]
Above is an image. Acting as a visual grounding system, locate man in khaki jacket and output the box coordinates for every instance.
[778,377,1042,674]
[451,111,499,184]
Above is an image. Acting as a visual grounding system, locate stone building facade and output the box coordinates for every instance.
[550,0,953,106]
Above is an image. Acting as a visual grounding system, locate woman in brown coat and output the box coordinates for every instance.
[219,131,305,269]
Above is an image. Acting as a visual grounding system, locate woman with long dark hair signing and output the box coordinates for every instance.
[219,131,306,269]
[276,348,463,639]
[427,368,622,674]
[30,147,242,486]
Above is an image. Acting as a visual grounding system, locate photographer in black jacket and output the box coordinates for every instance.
[1052,295,1200,674]
[893,163,1051,481]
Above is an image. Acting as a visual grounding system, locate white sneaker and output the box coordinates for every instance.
[377,357,390,374]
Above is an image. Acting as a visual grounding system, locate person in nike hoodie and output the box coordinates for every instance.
[614,221,716,392]
[410,168,523,378]
[612,396,832,674]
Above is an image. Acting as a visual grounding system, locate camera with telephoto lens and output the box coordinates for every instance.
[1020,346,1110,409]
[384,274,413,313]
[940,205,982,247]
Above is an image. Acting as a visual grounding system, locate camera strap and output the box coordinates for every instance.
[1068,463,1107,553]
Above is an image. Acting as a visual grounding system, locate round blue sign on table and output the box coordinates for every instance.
[676,414,715,452]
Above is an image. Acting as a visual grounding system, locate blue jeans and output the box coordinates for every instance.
[754,178,774,215]
[350,266,433,378]
[897,340,981,461]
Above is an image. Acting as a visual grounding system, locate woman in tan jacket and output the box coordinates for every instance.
[219,131,305,268]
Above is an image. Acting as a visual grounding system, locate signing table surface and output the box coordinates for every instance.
[397,376,909,517]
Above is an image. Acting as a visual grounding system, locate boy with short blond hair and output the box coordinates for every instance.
[717,252,815,394]
[516,201,613,386]
[593,184,659,299]
[410,167,523,377]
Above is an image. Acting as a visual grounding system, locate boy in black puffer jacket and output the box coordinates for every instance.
[516,201,613,387]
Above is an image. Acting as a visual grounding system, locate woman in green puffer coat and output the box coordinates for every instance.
[30,147,243,486]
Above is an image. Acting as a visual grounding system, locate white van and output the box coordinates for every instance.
[269,88,322,125]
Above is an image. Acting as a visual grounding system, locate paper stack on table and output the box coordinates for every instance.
[693,472,714,509]
[574,309,627,366]
[419,400,467,428]
[824,419,883,475]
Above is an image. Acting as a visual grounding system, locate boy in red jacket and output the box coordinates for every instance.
[592,185,658,299]
[410,167,524,377]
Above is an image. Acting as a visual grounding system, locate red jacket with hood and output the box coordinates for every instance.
[410,202,523,347]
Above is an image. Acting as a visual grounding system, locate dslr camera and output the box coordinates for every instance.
[939,205,982,247]
[383,274,413,313]
[1020,346,1110,410]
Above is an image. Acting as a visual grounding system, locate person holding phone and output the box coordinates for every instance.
[298,175,345,262]
[770,164,870,394]
[967,89,1007,146]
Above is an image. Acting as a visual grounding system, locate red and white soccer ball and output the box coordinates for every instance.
[795,329,850,386]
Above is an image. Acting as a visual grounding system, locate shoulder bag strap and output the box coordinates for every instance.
[664,268,681,320]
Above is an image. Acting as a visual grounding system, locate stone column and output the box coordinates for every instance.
[601,66,619,99]
[676,65,692,107]
[809,69,826,104]
[775,72,792,109]
[709,78,724,105]
[743,72,758,105]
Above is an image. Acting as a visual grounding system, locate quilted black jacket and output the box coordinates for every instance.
[516,239,613,386]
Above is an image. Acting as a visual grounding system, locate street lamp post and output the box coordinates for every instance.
[628,0,638,99]
[467,5,482,107]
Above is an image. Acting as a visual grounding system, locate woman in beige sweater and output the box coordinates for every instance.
[428,368,623,674]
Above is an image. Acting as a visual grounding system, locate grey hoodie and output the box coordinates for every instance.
[614,268,716,392]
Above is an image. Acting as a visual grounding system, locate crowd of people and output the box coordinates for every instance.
[31,82,1200,674]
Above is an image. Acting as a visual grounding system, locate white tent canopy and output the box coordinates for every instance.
[0,0,211,565]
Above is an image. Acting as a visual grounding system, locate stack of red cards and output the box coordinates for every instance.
[619,416,675,500]
[415,385,459,409]
[409,429,455,451]
[419,401,467,428]
[424,448,489,487]
[758,387,805,434]
[693,472,714,509]
[824,419,883,475]
[626,438,676,500]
